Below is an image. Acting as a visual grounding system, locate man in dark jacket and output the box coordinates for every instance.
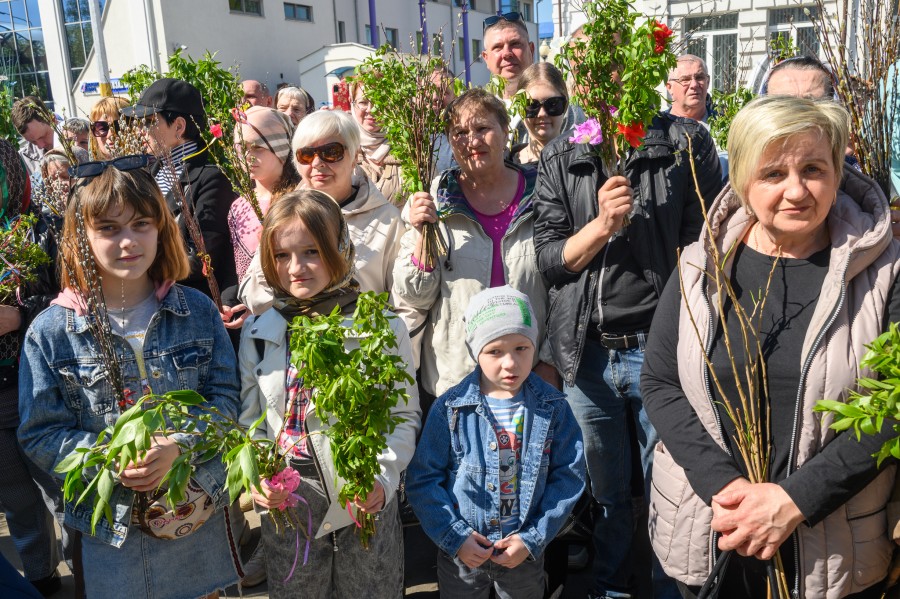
[122,78,237,302]
[533,112,723,598]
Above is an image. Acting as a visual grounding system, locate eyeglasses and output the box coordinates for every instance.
[295,142,345,165]
[69,154,154,178]
[483,11,522,32]
[353,99,372,111]
[525,96,568,118]
[90,120,119,137]
[669,74,710,86]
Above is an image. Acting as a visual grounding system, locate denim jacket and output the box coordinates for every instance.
[406,369,585,559]
[17,285,240,547]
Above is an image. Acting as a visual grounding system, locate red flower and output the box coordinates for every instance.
[617,121,646,148]
[209,123,223,139]
[652,20,673,53]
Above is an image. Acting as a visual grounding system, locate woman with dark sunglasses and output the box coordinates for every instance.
[88,96,129,160]
[237,110,407,325]
[511,63,570,167]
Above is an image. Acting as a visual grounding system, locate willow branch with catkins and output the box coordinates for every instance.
[809,0,900,198]
[675,134,790,598]
[152,146,223,310]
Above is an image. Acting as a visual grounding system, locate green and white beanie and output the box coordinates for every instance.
[464,285,538,359]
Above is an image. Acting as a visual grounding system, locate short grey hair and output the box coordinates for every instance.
[63,117,90,135]
[670,54,708,78]
[291,110,361,167]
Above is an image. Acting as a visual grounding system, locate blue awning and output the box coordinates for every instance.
[326,66,356,78]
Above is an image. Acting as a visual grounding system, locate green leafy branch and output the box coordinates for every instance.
[555,0,677,171]
[815,322,900,466]
[54,389,293,534]
[289,291,413,547]
[708,87,754,151]
[0,213,51,304]
[352,46,449,269]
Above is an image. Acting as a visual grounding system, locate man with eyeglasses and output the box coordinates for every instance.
[665,55,712,124]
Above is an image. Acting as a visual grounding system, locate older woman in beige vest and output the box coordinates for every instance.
[642,96,900,598]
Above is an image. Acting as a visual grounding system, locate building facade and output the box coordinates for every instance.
[2,0,537,117]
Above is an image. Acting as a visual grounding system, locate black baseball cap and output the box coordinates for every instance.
[121,78,205,119]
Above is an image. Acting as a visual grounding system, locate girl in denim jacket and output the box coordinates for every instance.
[17,164,241,598]
[406,286,586,598]
[238,189,420,598]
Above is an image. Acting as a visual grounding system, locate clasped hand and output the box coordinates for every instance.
[456,532,529,569]
[711,478,805,560]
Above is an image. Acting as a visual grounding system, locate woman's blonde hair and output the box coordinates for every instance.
[259,189,350,297]
[728,95,849,206]
[518,63,569,101]
[61,167,189,289]
[88,96,129,158]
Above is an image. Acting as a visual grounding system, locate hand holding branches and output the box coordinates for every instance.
[712,481,804,560]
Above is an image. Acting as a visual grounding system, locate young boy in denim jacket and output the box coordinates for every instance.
[406,286,586,598]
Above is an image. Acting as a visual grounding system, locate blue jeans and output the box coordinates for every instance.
[566,336,678,599]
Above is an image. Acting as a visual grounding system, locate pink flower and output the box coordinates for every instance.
[266,467,302,511]
[271,467,301,493]
[209,123,223,138]
[569,118,603,146]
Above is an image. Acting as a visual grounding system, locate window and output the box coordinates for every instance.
[338,20,346,43]
[520,3,532,21]
[59,0,107,93]
[683,13,738,91]
[472,38,482,61]
[432,33,442,56]
[229,0,262,15]
[283,2,311,21]
[385,28,399,50]
[768,7,820,58]
[454,0,475,9]
[499,0,517,13]
[416,31,424,53]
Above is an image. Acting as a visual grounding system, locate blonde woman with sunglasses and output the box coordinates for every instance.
[238,110,407,323]
[510,63,570,166]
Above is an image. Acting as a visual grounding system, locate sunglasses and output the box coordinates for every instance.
[483,11,522,32]
[90,120,119,137]
[295,142,345,165]
[69,154,153,178]
[525,96,568,118]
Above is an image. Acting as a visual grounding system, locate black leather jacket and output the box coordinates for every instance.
[153,149,238,303]
[533,112,723,385]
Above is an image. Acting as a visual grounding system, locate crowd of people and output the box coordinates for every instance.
[1,10,898,599]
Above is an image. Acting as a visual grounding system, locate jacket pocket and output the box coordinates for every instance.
[58,362,115,417]
[649,442,687,562]
[846,469,894,590]
[168,341,213,390]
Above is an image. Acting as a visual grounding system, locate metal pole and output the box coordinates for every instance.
[462,0,471,85]
[419,0,428,54]
[87,0,111,96]
[368,0,380,47]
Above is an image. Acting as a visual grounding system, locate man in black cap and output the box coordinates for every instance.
[122,77,238,302]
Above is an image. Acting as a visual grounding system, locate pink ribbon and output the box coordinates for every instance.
[283,494,311,583]
[346,502,362,529]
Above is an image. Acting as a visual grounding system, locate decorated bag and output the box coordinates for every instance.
[133,479,215,540]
